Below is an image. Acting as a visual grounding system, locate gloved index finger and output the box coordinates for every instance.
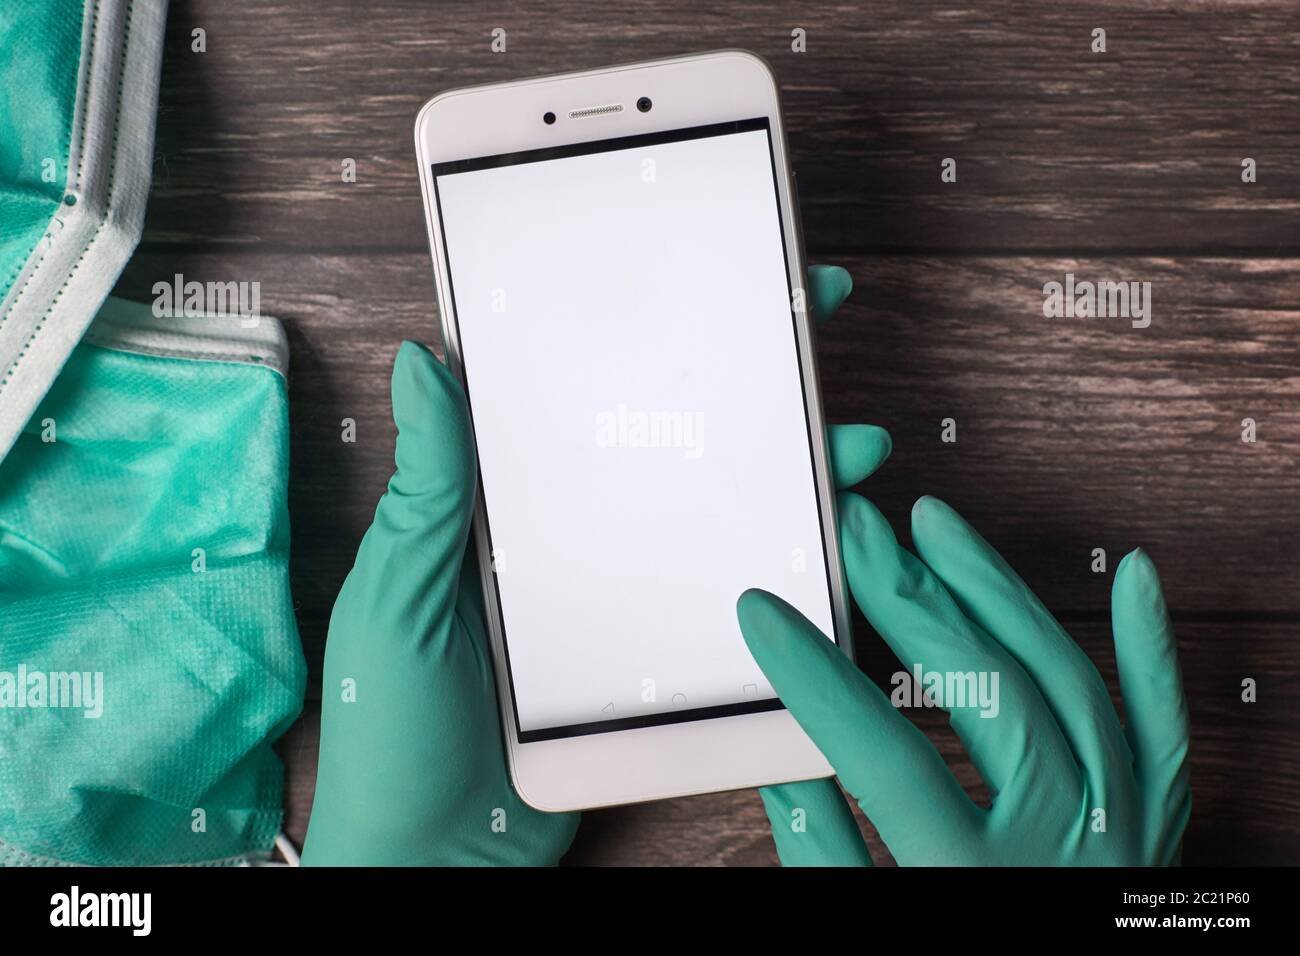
[908,495,1131,810]
[1111,548,1191,863]
[828,423,892,489]
[808,264,852,324]
[839,492,1082,812]
[737,587,979,863]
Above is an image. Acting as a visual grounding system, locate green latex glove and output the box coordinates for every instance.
[741,495,1191,866]
[303,266,888,865]
[302,339,577,865]
[755,266,884,867]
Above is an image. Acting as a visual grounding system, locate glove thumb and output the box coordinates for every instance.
[389,340,477,510]
[334,341,477,634]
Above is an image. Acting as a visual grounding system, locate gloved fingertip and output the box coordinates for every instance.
[808,264,853,323]
[394,339,440,376]
[910,493,951,522]
[838,491,891,542]
[872,424,892,458]
[737,588,801,650]
[391,340,466,419]
[391,339,438,400]
[812,263,853,293]
[1121,545,1149,568]
[737,586,779,628]
[386,340,476,496]
[1114,547,1164,601]
[828,424,892,487]
[398,338,436,360]
[910,495,979,549]
[844,422,892,458]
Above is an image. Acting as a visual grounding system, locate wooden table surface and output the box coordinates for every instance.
[113,0,1300,865]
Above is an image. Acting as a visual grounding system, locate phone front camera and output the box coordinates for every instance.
[636,97,652,113]
[543,111,556,125]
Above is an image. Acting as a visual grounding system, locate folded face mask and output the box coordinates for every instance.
[0,298,306,866]
[0,0,167,461]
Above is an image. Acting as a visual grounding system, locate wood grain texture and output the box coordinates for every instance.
[111,0,1300,865]
[114,252,1300,634]
[145,1,1300,253]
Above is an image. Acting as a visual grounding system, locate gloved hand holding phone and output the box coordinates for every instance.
[302,264,890,865]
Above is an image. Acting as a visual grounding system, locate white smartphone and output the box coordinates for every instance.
[414,50,852,811]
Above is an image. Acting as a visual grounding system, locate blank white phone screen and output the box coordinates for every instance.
[432,119,838,741]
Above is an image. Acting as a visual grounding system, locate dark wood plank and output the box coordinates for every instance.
[113,251,1300,641]
[146,0,1300,254]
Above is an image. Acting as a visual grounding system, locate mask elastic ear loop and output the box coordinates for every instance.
[244,833,300,867]
[274,833,301,866]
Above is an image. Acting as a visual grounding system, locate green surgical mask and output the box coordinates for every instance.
[0,0,167,460]
[0,297,306,866]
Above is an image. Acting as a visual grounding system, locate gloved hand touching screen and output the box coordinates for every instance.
[743,493,1192,866]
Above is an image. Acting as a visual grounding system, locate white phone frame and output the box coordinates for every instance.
[414,50,853,811]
